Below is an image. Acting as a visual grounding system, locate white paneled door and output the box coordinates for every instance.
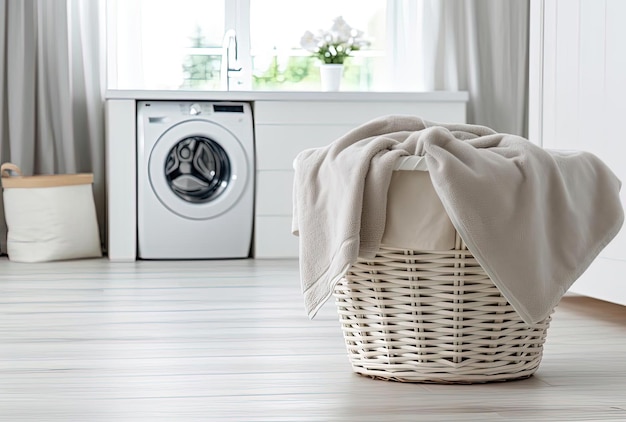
[530,0,626,305]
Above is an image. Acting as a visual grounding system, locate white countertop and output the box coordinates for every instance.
[106,90,469,102]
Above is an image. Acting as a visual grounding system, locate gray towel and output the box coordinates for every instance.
[292,115,624,324]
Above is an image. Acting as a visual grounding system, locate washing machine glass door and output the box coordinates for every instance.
[165,136,230,203]
[149,120,249,220]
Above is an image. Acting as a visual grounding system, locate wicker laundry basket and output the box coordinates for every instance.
[332,158,552,383]
[333,233,552,383]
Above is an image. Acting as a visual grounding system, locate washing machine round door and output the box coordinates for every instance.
[148,119,249,220]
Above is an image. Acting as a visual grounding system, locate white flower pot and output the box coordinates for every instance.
[320,64,343,91]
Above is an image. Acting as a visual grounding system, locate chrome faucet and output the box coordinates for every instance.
[221,29,242,91]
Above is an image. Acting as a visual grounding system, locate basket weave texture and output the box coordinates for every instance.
[333,232,552,383]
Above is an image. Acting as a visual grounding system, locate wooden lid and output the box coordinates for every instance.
[1,163,94,188]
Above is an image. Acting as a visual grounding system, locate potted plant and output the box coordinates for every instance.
[300,16,369,91]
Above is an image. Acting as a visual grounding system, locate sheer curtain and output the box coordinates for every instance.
[422,0,530,136]
[386,0,424,92]
[0,0,105,254]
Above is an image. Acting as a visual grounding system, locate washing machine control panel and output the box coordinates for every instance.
[182,103,211,116]
[175,102,248,117]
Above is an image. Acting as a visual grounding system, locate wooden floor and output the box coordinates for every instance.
[0,257,624,421]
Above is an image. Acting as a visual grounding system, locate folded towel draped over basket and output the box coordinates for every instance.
[292,115,624,324]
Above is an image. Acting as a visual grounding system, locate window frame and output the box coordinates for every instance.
[225,0,252,90]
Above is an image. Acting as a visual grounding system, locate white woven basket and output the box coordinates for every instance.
[333,232,552,384]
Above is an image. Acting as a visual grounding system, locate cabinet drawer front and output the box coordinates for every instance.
[254,101,466,125]
[255,170,294,216]
[255,125,354,170]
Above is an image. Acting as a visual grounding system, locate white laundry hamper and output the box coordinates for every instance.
[1,163,102,263]
[332,156,553,383]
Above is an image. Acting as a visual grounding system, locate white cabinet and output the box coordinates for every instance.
[530,0,626,305]
[105,99,136,262]
[253,98,467,258]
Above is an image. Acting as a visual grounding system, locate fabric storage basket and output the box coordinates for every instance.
[332,157,553,384]
[1,163,102,263]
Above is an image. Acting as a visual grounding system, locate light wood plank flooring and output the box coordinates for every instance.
[0,257,624,421]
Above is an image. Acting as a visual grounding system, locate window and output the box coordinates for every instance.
[107,0,225,90]
[249,0,386,91]
[106,0,397,91]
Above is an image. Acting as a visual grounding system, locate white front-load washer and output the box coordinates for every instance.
[137,101,254,259]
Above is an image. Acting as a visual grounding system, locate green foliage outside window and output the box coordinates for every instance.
[252,56,312,89]
[252,54,373,91]
[181,54,221,89]
[180,26,221,90]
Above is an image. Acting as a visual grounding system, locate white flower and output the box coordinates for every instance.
[330,16,352,43]
[300,16,369,65]
[300,30,319,53]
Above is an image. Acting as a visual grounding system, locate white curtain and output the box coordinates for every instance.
[386,0,424,92]
[0,0,105,254]
[422,0,529,136]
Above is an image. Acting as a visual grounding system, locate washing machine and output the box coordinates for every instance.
[137,101,254,259]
